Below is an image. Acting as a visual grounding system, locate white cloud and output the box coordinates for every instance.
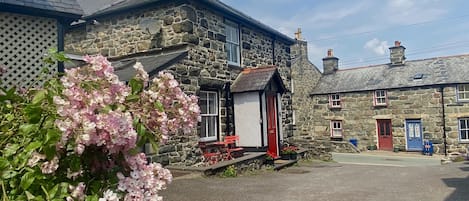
[364,38,389,55]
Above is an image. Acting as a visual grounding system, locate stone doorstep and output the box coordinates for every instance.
[166,152,266,176]
[273,159,298,171]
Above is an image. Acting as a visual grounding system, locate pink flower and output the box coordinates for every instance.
[40,156,59,174]
[99,190,120,201]
[27,152,46,167]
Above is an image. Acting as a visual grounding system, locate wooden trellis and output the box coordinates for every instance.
[0,12,57,88]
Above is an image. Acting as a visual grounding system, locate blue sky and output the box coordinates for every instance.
[221,0,469,70]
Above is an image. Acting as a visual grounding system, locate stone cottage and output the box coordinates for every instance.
[0,0,83,88]
[308,41,469,154]
[66,0,298,165]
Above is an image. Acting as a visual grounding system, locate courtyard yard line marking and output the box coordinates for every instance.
[338,162,406,167]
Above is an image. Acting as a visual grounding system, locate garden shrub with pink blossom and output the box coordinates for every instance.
[0,53,200,200]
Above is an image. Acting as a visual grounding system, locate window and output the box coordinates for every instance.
[329,94,341,108]
[457,84,469,101]
[459,118,469,142]
[374,90,387,106]
[225,20,240,65]
[199,91,218,141]
[330,120,343,138]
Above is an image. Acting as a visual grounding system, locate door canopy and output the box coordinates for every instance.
[231,66,286,94]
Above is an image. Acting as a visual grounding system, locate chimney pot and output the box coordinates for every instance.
[394,41,401,47]
[327,49,333,57]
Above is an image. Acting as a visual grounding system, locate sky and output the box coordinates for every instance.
[221,0,469,70]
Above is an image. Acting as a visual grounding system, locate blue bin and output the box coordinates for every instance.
[422,140,433,156]
[349,138,358,147]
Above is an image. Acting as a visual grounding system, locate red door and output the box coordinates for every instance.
[377,120,393,151]
[266,95,279,157]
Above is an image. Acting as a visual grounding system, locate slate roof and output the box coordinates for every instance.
[312,54,469,95]
[231,66,286,93]
[1,0,83,16]
[79,0,294,44]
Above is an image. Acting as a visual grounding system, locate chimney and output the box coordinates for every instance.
[389,41,406,66]
[322,49,338,74]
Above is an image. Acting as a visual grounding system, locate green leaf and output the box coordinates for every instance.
[25,141,42,153]
[150,139,159,154]
[1,170,18,179]
[0,158,10,170]
[129,78,143,95]
[48,184,59,199]
[25,191,36,200]
[85,194,99,201]
[32,90,47,105]
[19,124,37,135]
[43,145,57,160]
[45,129,60,144]
[24,105,42,124]
[3,144,20,157]
[154,101,164,112]
[20,172,35,190]
[125,94,140,102]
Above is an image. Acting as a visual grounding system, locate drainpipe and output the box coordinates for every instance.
[272,36,276,65]
[225,83,231,136]
[440,86,447,157]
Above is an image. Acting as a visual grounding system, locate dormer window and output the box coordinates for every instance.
[374,90,387,106]
[329,93,341,108]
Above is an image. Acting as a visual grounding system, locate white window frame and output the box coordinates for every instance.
[329,93,341,108]
[225,19,240,66]
[374,90,388,106]
[457,84,469,102]
[330,120,343,138]
[458,118,469,142]
[199,91,218,142]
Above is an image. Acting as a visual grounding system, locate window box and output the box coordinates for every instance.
[373,90,388,107]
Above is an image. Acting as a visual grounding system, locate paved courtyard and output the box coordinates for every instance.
[161,153,469,201]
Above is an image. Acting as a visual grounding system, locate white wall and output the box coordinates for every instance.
[233,92,262,147]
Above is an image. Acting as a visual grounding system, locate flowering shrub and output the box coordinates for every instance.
[0,53,200,200]
[281,145,298,155]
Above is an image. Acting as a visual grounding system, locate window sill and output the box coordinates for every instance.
[228,63,242,70]
[199,138,218,143]
[328,106,342,110]
[458,140,469,144]
[373,104,388,108]
[449,102,465,106]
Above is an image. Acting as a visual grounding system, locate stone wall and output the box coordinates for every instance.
[443,86,469,153]
[307,85,469,153]
[290,40,322,138]
[65,0,294,165]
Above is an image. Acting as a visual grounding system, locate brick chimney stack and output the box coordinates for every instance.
[323,49,338,74]
[389,41,406,66]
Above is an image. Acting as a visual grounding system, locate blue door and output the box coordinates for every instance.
[406,120,423,151]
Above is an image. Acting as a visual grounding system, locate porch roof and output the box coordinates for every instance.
[231,66,286,93]
[111,50,188,81]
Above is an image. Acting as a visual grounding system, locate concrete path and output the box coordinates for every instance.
[161,154,469,201]
[332,151,442,167]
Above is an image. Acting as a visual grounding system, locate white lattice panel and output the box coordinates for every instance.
[0,12,57,88]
